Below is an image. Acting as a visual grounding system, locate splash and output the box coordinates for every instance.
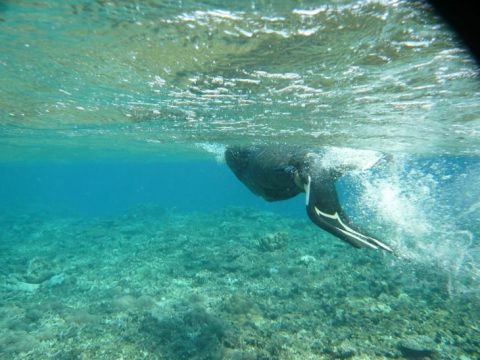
[356,154,479,297]
[195,142,226,163]
[309,147,385,172]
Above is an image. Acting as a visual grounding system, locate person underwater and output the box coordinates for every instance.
[225,145,393,252]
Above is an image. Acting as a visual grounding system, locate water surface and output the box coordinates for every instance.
[1,0,479,159]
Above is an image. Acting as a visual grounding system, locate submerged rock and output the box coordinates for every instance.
[398,335,436,359]
[335,340,357,358]
[257,232,288,252]
[141,305,234,360]
[45,273,65,288]
[24,257,56,284]
[298,255,316,266]
[4,281,39,293]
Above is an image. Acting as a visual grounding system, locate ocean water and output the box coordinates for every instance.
[0,1,479,359]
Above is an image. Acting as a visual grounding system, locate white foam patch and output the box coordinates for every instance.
[364,178,432,238]
[354,154,479,297]
[308,146,384,171]
[195,142,226,163]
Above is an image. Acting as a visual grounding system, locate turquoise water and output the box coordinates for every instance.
[1,1,479,359]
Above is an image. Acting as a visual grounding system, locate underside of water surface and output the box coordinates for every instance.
[1,1,479,359]
[1,0,479,160]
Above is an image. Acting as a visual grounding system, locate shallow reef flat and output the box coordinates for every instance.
[0,207,479,360]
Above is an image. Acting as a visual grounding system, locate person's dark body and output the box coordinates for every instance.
[225,146,392,252]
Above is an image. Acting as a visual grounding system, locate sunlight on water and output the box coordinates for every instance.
[1,0,479,159]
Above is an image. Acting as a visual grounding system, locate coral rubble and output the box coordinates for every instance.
[0,208,479,359]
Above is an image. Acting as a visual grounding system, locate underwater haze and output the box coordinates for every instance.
[1,1,479,359]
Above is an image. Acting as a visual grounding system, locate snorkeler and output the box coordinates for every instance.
[225,145,393,252]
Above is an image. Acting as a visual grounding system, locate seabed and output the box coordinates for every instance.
[1,206,478,359]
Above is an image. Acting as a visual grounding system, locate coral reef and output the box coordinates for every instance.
[257,232,289,252]
[0,207,479,359]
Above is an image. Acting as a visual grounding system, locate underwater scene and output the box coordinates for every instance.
[1,1,479,359]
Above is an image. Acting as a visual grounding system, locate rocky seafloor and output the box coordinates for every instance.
[0,206,479,360]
